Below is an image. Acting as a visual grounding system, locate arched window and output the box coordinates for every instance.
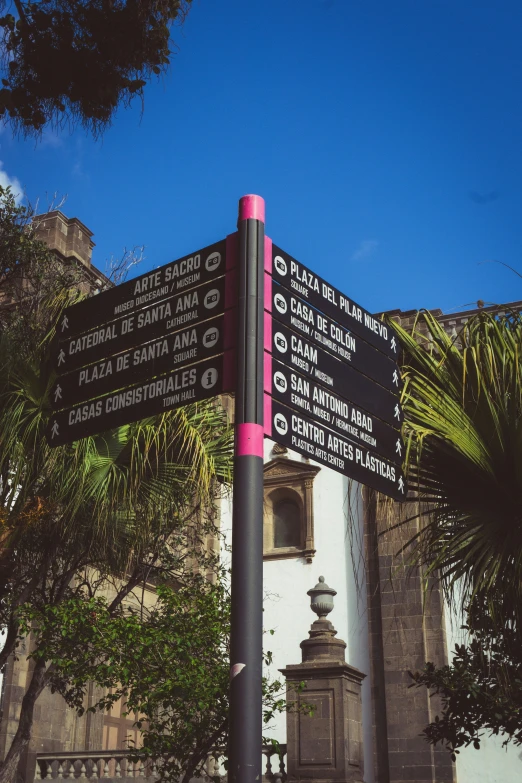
[263,458,320,562]
[274,498,302,548]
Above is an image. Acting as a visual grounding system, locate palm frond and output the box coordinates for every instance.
[387,309,522,631]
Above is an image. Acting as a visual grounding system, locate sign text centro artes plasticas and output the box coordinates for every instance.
[267,398,406,501]
[58,239,228,339]
[271,244,399,359]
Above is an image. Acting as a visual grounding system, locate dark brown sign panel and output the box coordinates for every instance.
[265,397,406,501]
[51,313,233,410]
[55,275,233,375]
[267,358,404,465]
[57,239,228,339]
[268,282,401,393]
[266,318,403,428]
[47,353,233,447]
[271,244,398,359]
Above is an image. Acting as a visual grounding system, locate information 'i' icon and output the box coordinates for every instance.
[201,367,218,389]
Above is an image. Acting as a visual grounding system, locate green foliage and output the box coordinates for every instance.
[388,308,522,753]
[389,309,522,634]
[0,1,192,137]
[18,571,292,782]
[0,185,82,353]
[410,602,522,758]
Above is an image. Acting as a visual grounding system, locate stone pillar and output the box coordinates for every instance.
[280,577,366,783]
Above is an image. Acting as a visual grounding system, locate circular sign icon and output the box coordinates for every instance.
[274,256,287,276]
[202,325,220,349]
[201,367,219,389]
[204,289,220,309]
[205,251,222,272]
[273,411,288,436]
[274,292,287,314]
[274,332,287,354]
[273,370,287,393]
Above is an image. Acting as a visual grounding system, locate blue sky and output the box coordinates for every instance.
[2,0,522,315]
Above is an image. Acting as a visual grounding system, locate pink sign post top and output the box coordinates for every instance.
[238,194,265,223]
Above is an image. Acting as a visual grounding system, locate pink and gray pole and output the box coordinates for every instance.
[228,195,265,782]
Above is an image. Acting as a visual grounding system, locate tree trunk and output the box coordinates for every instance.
[0,658,48,783]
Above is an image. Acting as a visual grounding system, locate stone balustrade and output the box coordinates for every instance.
[34,745,287,781]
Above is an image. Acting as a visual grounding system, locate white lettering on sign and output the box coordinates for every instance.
[68,400,103,425]
[290,261,320,294]
[290,296,315,325]
[133,271,162,296]
[69,324,118,355]
[135,286,169,307]
[355,448,396,481]
[291,414,324,445]
[132,339,169,366]
[339,296,363,322]
[164,254,201,283]
[78,360,114,386]
[290,374,309,398]
[290,335,317,364]
[105,368,197,413]
[136,302,172,328]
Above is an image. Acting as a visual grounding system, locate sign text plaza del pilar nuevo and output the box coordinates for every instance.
[46,196,405,783]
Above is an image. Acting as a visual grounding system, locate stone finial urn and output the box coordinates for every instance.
[280,576,366,782]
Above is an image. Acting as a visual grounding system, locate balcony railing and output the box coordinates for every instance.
[34,745,287,781]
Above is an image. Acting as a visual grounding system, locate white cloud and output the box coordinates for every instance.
[0,161,23,204]
[350,239,379,262]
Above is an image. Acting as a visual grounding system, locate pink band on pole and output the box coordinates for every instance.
[226,232,238,270]
[224,268,237,309]
[264,351,272,393]
[238,195,265,223]
[264,235,272,273]
[264,311,272,352]
[236,423,264,457]
[264,272,272,313]
[263,394,272,436]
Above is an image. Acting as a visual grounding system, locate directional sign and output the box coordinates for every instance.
[51,313,233,410]
[265,397,405,500]
[46,353,234,447]
[55,275,234,375]
[268,282,401,393]
[267,358,404,465]
[266,318,403,428]
[271,245,398,359]
[58,239,229,339]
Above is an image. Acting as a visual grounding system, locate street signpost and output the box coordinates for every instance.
[46,196,406,783]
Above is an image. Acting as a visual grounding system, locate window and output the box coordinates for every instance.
[274,498,301,548]
[263,457,320,562]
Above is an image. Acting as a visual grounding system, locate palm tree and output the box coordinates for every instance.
[0,309,233,781]
[389,308,522,634]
